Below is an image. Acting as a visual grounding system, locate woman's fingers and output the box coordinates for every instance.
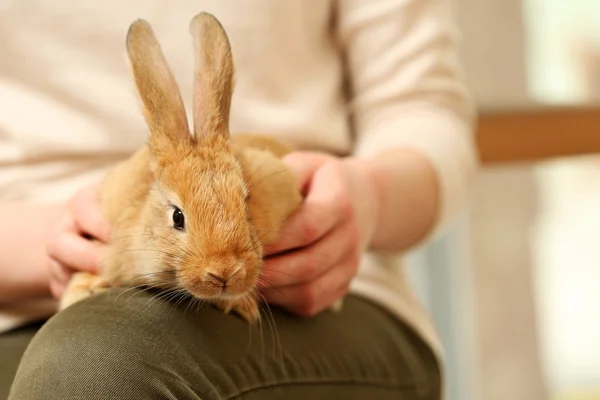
[69,185,111,242]
[47,260,71,298]
[263,195,339,255]
[47,231,101,274]
[264,157,352,255]
[260,249,359,317]
[259,221,352,288]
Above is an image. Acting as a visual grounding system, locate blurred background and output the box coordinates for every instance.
[406,0,600,399]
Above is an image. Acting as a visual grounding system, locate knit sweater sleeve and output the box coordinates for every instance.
[335,0,480,238]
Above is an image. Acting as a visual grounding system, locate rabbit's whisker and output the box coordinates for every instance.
[255,291,284,369]
[142,288,187,312]
[247,168,291,192]
[256,280,291,302]
[97,248,197,269]
[243,213,297,254]
[111,281,179,304]
[108,231,195,260]
[258,268,297,279]
[245,158,276,188]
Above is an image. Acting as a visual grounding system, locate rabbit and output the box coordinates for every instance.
[58,12,304,323]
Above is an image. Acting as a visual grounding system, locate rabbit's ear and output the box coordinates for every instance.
[189,12,234,140]
[126,19,191,152]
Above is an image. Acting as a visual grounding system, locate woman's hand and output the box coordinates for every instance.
[46,184,111,299]
[259,152,381,317]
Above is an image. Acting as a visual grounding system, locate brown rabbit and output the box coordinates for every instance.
[59,12,302,323]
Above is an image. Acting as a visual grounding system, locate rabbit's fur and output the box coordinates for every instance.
[59,13,302,323]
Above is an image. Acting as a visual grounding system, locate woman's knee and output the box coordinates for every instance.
[8,291,215,400]
[9,291,443,400]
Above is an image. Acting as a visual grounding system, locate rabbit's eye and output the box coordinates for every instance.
[172,207,185,231]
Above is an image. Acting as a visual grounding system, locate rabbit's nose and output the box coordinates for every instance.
[206,271,229,289]
[205,264,243,290]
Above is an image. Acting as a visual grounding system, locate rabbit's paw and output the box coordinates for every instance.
[59,272,110,311]
[214,295,260,323]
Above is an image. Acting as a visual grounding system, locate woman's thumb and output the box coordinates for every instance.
[282,151,333,194]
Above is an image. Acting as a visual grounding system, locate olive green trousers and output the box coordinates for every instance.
[3,290,441,399]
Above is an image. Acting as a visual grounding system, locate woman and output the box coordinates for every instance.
[0,0,478,398]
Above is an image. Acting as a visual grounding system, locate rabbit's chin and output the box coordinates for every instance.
[182,284,256,301]
[177,284,261,323]
[206,291,254,302]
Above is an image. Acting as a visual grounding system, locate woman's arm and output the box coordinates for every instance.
[0,184,111,303]
[260,0,479,315]
[338,0,480,247]
[344,147,440,253]
[0,203,64,303]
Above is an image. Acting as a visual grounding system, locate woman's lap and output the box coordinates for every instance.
[0,321,43,400]
[6,289,441,399]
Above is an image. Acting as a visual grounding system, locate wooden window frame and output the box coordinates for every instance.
[477,105,600,164]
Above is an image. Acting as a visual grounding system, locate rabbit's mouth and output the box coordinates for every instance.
[179,265,259,300]
[184,285,255,301]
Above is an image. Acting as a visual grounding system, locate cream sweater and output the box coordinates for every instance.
[0,0,478,359]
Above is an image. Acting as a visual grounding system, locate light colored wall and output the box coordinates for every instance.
[454,0,533,110]
[468,167,549,400]
[412,1,600,399]
[534,158,600,396]
[455,0,549,399]
[526,1,600,396]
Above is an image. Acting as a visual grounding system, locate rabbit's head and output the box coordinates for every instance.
[125,13,261,301]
